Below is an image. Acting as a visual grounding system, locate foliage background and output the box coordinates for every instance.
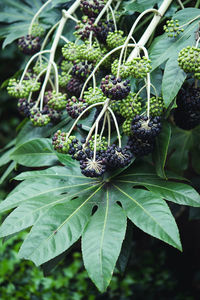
[1,1,200,299]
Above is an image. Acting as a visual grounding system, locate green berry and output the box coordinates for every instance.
[122,119,133,136]
[106,30,126,49]
[111,59,130,79]
[62,42,82,61]
[163,19,184,38]
[88,134,108,151]
[126,57,152,79]
[84,87,107,105]
[31,23,45,37]
[178,46,200,78]
[61,60,73,72]
[120,92,142,119]
[7,78,30,98]
[33,60,49,75]
[46,91,67,110]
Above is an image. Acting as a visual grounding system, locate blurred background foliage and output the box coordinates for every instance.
[1,5,200,299]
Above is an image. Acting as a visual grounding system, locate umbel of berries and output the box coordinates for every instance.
[127,136,155,157]
[17,98,34,117]
[52,130,76,154]
[105,145,132,168]
[126,57,152,79]
[66,96,89,119]
[74,16,94,40]
[66,77,84,97]
[93,20,115,44]
[147,96,164,117]
[101,75,130,100]
[71,61,94,80]
[178,46,200,79]
[80,0,106,18]
[80,158,107,177]
[29,107,51,127]
[46,91,67,110]
[131,115,162,140]
[163,19,184,38]
[18,35,41,55]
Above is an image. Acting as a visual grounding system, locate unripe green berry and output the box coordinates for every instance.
[120,92,142,119]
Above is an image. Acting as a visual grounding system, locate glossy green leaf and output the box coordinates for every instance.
[82,190,127,292]
[162,56,186,107]
[153,121,171,179]
[0,147,14,167]
[11,138,58,167]
[0,161,16,185]
[19,186,102,266]
[113,184,182,250]
[118,167,200,207]
[123,0,158,13]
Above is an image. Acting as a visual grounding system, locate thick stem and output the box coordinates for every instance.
[107,112,111,146]
[128,0,174,61]
[177,0,184,9]
[146,73,151,119]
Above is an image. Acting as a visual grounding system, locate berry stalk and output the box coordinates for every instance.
[127,0,174,61]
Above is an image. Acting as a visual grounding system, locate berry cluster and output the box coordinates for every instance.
[80,0,106,18]
[163,19,184,38]
[66,96,88,119]
[174,87,200,130]
[101,75,131,100]
[46,91,67,110]
[52,131,76,153]
[147,96,164,117]
[178,46,200,79]
[106,30,126,49]
[18,35,41,55]
[120,92,142,119]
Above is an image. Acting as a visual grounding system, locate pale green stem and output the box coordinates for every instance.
[66,102,105,142]
[40,22,60,52]
[128,0,174,61]
[146,73,151,119]
[109,5,117,31]
[93,118,99,160]
[179,15,200,29]
[29,0,53,35]
[107,107,121,147]
[99,113,107,140]
[114,0,122,11]
[83,99,110,148]
[176,0,184,9]
[107,112,111,146]
[117,8,159,77]
[19,50,50,84]
[60,35,70,43]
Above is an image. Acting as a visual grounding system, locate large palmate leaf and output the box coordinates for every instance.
[0,156,200,291]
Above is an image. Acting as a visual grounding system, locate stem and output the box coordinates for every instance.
[99,113,107,140]
[29,0,53,35]
[107,107,121,147]
[94,0,113,25]
[128,0,174,61]
[109,5,117,31]
[114,0,122,11]
[93,119,99,160]
[177,0,184,9]
[179,15,200,29]
[19,50,51,84]
[146,73,151,119]
[40,22,60,52]
[107,112,111,146]
[66,102,105,141]
[117,8,160,76]
[62,11,79,23]
[60,35,70,43]
[84,99,110,147]
[38,0,81,109]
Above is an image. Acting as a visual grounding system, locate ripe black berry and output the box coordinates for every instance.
[66,96,88,119]
[131,115,162,140]
[101,75,131,100]
[105,145,132,168]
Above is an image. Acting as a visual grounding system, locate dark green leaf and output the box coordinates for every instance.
[11,138,58,167]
